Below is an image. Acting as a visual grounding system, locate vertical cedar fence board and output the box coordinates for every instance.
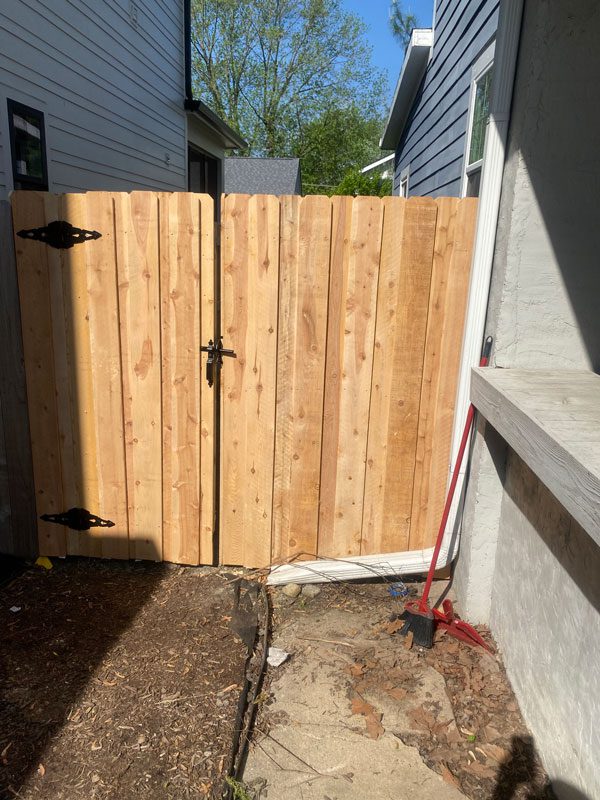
[220,194,280,567]
[11,191,214,564]
[318,196,383,559]
[272,195,331,562]
[9,192,475,567]
[361,197,437,555]
[408,197,477,549]
[221,195,477,568]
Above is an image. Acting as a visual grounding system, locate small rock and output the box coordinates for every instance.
[301,584,321,599]
[281,583,301,599]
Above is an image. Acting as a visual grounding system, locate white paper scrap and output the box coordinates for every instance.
[267,647,290,667]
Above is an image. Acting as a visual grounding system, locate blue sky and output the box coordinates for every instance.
[342,0,434,101]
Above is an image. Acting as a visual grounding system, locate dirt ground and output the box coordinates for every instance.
[0,559,259,800]
[244,579,555,800]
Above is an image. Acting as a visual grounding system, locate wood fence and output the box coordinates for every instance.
[221,194,476,566]
[4,191,476,568]
[10,191,215,563]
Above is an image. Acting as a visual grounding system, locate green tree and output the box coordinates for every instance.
[389,1,418,49]
[333,168,392,197]
[191,0,387,156]
[295,106,388,194]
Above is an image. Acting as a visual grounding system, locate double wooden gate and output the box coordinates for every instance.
[9,191,476,568]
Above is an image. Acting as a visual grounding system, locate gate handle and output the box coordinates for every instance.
[201,337,236,387]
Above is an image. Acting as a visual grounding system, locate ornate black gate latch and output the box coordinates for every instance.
[200,337,236,387]
[41,507,115,531]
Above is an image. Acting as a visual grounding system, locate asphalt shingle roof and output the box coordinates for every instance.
[224,157,302,195]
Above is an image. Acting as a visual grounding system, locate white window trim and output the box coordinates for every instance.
[399,165,410,197]
[461,40,496,197]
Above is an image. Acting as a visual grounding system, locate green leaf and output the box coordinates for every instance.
[191,0,389,160]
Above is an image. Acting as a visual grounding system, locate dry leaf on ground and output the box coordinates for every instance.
[365,712,384,740]
[440,763,461,788]
[350,693,385,740]
[386,619,405,635]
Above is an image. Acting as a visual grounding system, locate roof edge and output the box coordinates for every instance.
[360,153,395,174]
[380,28,433,150]
[185,99,248,150]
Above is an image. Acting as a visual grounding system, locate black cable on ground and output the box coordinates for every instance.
[222,581,269,800]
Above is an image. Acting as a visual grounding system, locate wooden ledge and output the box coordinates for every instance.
[471,368,600,547]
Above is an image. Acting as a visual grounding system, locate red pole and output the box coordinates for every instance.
[418,336,493,611]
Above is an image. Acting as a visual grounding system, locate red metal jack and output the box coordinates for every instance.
[433,600,492,652]
[400,336,494,652]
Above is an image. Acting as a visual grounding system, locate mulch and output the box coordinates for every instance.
[267,580,556,800]
[360,622,556,800]
[0,559,257,800]
[415,632,555,800]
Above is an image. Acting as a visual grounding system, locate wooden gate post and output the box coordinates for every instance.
[0,199,37,558]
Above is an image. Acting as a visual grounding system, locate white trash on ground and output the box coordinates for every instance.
[267,647,291,667]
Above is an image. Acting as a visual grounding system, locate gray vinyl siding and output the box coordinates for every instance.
[394,0,499,197]
[0,0,188,194]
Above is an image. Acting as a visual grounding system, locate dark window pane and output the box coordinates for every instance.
[468,67,493,166]
[466,168,481,197]
[8,100,48,190]
[12,111,44,179]
[188,146,218,205]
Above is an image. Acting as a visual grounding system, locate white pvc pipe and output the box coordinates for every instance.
[267,543,455,586]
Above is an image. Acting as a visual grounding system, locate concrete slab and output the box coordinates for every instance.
[244,585,466,800]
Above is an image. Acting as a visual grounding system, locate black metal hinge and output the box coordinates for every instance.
[17,220,101,249]
[200,337,236,387]
[40,507,114,531]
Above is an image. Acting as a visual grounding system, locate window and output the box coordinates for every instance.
[399,166,410,198]
[462,43,495,198]
[7,100,48,190]
[468,67,493,165]
[188,145,218,198]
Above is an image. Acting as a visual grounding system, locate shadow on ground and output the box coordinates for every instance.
[491,736,590,800]
[0,553,165,798]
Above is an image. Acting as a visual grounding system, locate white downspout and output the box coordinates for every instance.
[268,0,525,587]
[446,0,525,546]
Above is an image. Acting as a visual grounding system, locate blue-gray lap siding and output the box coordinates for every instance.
[394,0,499,197]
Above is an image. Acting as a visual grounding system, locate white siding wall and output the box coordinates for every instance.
[0,0,189,194]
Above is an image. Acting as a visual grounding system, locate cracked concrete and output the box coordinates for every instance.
[244,587,466,800]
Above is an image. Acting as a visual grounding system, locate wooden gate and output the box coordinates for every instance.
[11,191,214,563]
[221,194,476,567]
[10,191,476,568]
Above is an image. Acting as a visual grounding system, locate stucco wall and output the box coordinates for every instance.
[486,0,600,372]
[456,3,600,798]
[453,417,506,624]
[490,451,600,800]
